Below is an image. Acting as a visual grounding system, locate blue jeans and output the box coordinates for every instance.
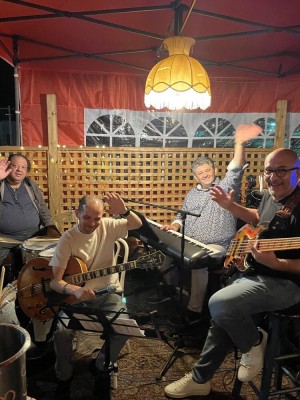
[192,274,300,384]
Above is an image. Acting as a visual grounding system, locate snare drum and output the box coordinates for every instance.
[21,237,59,263]
[0,280,19,325]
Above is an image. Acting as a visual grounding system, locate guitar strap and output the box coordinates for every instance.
[274,190,300,219]
[268,189,300,234]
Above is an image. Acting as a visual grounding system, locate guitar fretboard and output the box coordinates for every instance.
[228,237,300,254]
[67,260,136,285]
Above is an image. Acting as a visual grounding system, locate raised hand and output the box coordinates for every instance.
[0,158,12,180]
[235,124,262,145]
[103,192,127,215]
[210,185,235,210]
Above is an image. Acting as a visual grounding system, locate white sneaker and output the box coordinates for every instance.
[238,328,268,382]
[164,373,210,398]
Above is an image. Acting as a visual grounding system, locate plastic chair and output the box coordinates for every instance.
[113,238,129,294]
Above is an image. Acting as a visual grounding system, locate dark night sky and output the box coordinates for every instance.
[0,58,15,107]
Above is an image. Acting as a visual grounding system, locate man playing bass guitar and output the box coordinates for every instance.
[163,147,300,398]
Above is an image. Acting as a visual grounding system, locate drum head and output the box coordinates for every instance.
[39,247,56,258]
[22,237,59,263]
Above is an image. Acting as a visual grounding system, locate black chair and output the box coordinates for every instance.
[232,303,300,399]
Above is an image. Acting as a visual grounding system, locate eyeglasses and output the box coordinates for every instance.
[262,167,299,177]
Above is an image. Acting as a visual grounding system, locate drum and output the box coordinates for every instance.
[0,281,19,325]
[21,237,59,264]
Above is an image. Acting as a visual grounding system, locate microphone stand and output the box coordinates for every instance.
[124,198,200,380]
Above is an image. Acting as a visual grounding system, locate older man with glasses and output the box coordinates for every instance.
[164,147,300,398]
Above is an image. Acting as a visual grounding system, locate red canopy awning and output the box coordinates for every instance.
[0,0,299,79]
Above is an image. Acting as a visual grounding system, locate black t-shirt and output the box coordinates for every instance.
[246,187,300,284]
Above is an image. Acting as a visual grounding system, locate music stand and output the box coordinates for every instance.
[48,301,144,400]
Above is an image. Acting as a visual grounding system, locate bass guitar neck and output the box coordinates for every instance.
[225,224,300,273]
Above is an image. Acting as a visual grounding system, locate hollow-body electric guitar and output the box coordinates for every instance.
[17,250,165,321]
[224,224,300,274]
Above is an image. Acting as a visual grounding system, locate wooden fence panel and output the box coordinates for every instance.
[0,146,269,231]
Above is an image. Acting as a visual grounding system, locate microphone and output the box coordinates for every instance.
[94,284,117,296]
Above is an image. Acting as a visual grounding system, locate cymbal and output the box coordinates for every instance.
[0,236,23,244]
[25,236,60,243]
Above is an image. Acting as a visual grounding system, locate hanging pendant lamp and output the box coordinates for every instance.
[144,36,211,111]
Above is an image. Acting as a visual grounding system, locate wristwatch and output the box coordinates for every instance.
[120,209,131,217]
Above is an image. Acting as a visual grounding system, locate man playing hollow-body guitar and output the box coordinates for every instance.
[164,148,300,399]
[48,194,142,400]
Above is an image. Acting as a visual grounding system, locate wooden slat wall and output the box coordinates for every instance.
[0,146,269,231]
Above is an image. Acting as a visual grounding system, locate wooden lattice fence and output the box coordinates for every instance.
[0,146,270,232]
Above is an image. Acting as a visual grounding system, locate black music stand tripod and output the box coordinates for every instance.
[124,198,201,380]
[49,301,126,400]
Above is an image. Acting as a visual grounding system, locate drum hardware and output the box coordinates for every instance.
[0,281,17,303]
[0,280,18,324]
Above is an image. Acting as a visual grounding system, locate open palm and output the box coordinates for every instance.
[235,124,262,144]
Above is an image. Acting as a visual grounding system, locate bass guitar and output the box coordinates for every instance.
[225,224,300,273]
[17,250,165,321]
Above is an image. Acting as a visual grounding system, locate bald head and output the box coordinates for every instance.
[265,148,300,168]
[263,148,300,201]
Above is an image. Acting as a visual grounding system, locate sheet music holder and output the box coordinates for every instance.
[50,302,145,400]
[59,305,145,338]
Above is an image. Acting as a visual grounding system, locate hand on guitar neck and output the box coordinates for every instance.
[16,251,165,321]
[225,224,300,274]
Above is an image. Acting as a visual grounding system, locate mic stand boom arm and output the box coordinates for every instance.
[123,198,201,218]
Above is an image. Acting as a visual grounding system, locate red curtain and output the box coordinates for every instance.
[19,68,300,146]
